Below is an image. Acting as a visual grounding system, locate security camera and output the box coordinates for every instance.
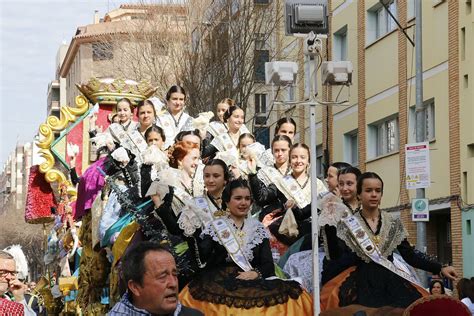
[321,61,353,86]
[285,0,329,36]
[265,61,298,85]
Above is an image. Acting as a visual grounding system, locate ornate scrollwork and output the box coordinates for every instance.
[36,95,89,200]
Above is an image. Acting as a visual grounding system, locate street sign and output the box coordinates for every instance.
[405,142,431,189]
[412,198,429,222]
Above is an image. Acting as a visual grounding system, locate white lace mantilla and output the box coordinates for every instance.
[177,196,216,237]
[201,217,269,262]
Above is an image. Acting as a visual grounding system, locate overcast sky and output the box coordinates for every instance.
[0,0,126,167]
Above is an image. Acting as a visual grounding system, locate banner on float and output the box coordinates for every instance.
[405,142,431,189]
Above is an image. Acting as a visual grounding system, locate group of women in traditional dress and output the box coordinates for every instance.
[72,84,458,315]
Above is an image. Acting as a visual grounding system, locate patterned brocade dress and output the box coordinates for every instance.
[179,216,313,315]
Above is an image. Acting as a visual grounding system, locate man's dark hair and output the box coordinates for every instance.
[122,241,171,287]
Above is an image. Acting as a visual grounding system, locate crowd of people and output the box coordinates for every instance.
[2,84,472,315]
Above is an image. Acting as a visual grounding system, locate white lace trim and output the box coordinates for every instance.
[201,217,269,262]
[177,200,213,237]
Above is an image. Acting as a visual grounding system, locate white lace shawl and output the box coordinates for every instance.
[201,217,269,262]
[177,196,215,237]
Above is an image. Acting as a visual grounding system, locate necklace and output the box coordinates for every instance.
[275,164,290,176]
[231,219,246,245]
[169,109,184,128]
[181,179,193,196]
[228,131,239,147]
[295,175,310,189]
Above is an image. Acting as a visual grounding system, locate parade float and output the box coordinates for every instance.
[25,78,156,315]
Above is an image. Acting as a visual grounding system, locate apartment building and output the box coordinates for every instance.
[313,0,474,277]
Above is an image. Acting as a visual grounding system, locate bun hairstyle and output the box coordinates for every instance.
[218,98,235,107]
[115,98,133,111]
[221,178,251,204]
[204,159,231,182]
[136,99,157,117]
[144,124,166,143]
[356,172,384,195]
[274,117,297,134]
[175,129,202,142]
[271,134,292,150]
[338,166,362,180]
[168,141,199,168]
[223,105,244,123]
[165,85,186,101]
[290,143,310,162]
[237,133,255,148]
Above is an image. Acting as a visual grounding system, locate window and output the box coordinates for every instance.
[287,85,295,101]
[254,94,267,125]
[255,0,270,4]
[368,116,399,158]
[92,42,113,61]
[409,99,436,142]
[254,94,267,113]
[316,145,324,179]
[344,130,359,166]
[367,0,397,43]
[333,25,348,61]
[254,49,269,82]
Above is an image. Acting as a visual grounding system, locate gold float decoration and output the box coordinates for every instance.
[76,77,157,106]
[36,95,90,199]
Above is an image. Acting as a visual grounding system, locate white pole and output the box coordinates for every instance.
[304,45,321,315]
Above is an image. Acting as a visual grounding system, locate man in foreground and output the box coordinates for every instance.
[109,242,203,316]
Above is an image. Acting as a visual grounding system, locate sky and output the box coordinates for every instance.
[0,0,126,167]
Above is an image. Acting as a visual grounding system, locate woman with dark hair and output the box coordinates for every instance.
[261,117,298,167]
[457,278,474,314]
[274,117,297,142]
[250,143,327,257]
[140,124,168,195]
[319,172,458,311]
[106,98,148,160]
[202,105,248,160]
[155,85,194,149]
[326,161,351,194]
[177,159,231,239]
[136,99,157,136]
[206,99,250,139]
[179,179,313,315]
[429,279,446,295]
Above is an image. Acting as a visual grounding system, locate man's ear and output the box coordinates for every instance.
[128,280,141,297]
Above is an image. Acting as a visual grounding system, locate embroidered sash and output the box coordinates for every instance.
[108,123,147,161]
[208,121,228,138]
[172,185,193,216]
[257,166,284,186]
[193,196,219,219]
[156,111,192,149]
[277,175,311,209]
[211,133,237,153]
[210,218,253,272]
[341,212,423,287]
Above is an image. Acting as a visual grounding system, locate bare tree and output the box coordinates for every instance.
[183,0,285,114]
[0,198,47,281]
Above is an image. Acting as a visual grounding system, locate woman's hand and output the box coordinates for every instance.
[440,266,458,281]
[247,157,257,174]
[285,199,295,210]
[151,194,163,208]
[236,270,259,280]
